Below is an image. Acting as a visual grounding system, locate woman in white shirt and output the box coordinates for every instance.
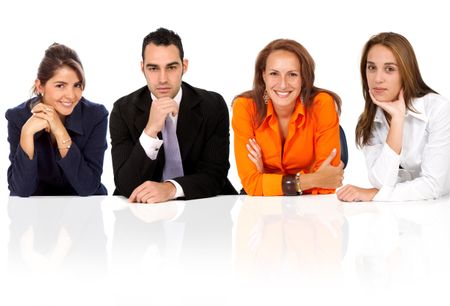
[337,32,450,202]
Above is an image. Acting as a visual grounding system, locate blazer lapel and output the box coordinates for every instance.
[177,84,203,160]
[133,89,152,139]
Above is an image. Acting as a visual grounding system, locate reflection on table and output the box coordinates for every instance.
[7,196,107,275]
[2,194,450,305]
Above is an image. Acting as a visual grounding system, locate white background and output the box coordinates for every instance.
[1,0,450,196]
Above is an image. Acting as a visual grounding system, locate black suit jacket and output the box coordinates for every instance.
[110,82,237,199]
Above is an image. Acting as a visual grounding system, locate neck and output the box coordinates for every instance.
[273,101,296,119]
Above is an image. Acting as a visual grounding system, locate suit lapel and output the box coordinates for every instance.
[133,88,152,138]
[177,84,203,160]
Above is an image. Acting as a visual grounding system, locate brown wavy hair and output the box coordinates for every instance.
[235,39,341,126]
[356,32,436,147]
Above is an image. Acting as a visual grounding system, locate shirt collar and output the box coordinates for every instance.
[373,96,428,123]
[150,87,183,106]
[261,96,305,128]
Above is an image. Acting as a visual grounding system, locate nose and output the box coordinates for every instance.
[159,70,168,83]
[374,70,384,83]
[65,86,76,100]
[279,75,287,89]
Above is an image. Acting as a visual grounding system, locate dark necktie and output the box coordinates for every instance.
[162,116,184,180]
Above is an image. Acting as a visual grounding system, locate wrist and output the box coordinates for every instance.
[144,126,158,138]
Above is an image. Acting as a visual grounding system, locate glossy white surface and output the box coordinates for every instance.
[1,195,450,305]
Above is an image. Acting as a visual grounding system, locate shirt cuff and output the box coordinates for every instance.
[372,186,394,201]
[139,131,163,160]
[167,179,185,199]
[370,144,401,187]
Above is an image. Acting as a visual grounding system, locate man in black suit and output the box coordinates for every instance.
[110,28,236,203]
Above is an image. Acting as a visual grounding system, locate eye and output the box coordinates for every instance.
[74,83,83,88]
[269,71,278,76]
[366,64,376,71]
[147,66,158,71]
[167,65,177,70]
[55,83,64,88]
[289,72,299,77]
[385,66,397,73]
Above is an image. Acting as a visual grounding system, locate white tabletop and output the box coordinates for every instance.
[1,194,450,306]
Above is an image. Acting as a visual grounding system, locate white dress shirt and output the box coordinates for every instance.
[139,89,185,199]
[364,93,450,201]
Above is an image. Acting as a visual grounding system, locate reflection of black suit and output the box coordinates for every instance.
[110,82,237,199]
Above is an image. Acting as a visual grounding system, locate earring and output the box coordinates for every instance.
[263,90,269,104]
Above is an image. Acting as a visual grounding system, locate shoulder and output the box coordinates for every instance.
[79,97,108,116]
[312,92,335,106]
[5,99,34,125]
[232,96,256,114]
[112,86,149,109]
[418,93,450,117]
[310,92,338,116]
[183,82,225,105]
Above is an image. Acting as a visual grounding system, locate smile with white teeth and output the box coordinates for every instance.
[60,101,73,107]
[274,91,291,98]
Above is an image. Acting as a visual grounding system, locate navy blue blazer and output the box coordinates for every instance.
[6,97,108,196]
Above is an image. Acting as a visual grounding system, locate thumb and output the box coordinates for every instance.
[319,148,337,169]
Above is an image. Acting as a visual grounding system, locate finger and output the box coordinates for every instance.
[246,144,259,159]
[247,153,258,165]
[249,138,261,151]
[129,184,145,202]
[369,90,380,105]
[322,148,337,166]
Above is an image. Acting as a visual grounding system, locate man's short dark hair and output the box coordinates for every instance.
[142,27,184,61]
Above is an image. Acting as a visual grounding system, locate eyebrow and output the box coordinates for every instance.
[367,60,398,66]
[146,61,181,68]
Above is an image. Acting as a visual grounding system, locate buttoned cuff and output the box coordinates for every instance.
[167,179,185,199]
[139,131,163,160]
[262,173,283,196]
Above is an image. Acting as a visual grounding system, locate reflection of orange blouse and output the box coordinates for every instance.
[232,93,340,196]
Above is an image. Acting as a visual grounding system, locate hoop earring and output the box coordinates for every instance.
[263,90,269,104]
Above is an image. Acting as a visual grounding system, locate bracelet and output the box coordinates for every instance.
[58,138,72,150]
[295,172,303,195]
[282,175,298,196]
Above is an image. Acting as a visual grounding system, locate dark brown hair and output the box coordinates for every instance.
[235,38,341,126]
[356,32,436,147]
[32,43,85,96]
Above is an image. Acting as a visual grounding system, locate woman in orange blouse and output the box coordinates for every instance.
[232,39,344,196]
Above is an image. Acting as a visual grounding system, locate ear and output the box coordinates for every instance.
[140,61,145,74]
[35,79,43,94]
[182,59,189,74]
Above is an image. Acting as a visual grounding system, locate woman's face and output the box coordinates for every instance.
[263,50,302,109]
[366,44,402,102]
[36,65,83,117]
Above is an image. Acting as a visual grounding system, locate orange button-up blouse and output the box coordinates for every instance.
[232,92,341,196]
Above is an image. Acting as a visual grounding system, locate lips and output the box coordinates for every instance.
[274,90,291,98]
[157,87,171,94]
[60,101,74,108]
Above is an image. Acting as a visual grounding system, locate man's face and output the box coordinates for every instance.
[141,43,188,99]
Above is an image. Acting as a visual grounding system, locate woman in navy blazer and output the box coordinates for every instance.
[6,43,108,196]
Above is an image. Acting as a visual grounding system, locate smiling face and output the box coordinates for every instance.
[262,49,302,110]
[141,43,188,99]
[36,65,83,117]
[366,44,402,102]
